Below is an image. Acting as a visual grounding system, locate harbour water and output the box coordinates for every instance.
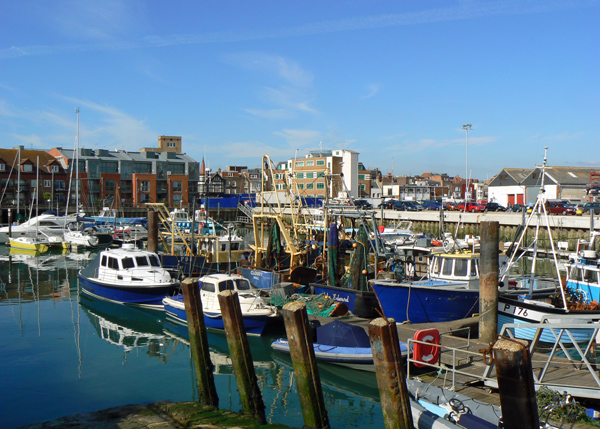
[0,246,384,429]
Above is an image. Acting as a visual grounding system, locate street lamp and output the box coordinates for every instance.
[462,124,472,203]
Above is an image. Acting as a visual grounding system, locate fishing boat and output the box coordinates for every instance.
[370,278,478,324]
[271,320,409,372]
[78,243,179,308]
[162,273,277,335]
[90,207,145,226]
[497,148,600,342]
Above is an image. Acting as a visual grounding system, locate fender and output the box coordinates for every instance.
[413,328,440,368]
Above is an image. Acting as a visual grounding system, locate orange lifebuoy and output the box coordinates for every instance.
[412,328,440,368]
[378,225,385,233]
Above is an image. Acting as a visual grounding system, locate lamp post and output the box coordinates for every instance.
[462,124,472,204]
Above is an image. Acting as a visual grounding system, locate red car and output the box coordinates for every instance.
[457,202,486,212]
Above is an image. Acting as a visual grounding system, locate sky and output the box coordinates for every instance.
[1,0,599,181]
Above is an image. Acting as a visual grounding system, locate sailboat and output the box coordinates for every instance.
[497,147,600,342]
[63,109,103,249]
[9,156,50,253]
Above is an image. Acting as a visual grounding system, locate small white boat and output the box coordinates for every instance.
[0,213,78,244]
[78,244,179,308]
[163,273,276,335]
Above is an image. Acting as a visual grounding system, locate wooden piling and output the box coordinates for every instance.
[493,337,539,429]
[181,278,219,407]
[147,211,159,253]
[218,290,266,423]
[479,221,499,344]
[369,318,414,429]
[282,302,329,429]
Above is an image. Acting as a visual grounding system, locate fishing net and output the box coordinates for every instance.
[271,293,349,317]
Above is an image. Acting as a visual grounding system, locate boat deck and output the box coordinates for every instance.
[309,313,600,426]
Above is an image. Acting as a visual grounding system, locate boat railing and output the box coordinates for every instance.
[406,327,489,391]
[481,316,600,398]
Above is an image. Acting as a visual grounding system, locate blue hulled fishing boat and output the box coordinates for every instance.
[78,244,179,308]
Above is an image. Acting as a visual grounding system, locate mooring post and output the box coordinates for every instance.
[147,210,159,253]
[181,278,219,407]
[369,318,414,429]
[218,290,266,423]
[479,221,499,344]
[493,337,539,429]
[282,302,329,429]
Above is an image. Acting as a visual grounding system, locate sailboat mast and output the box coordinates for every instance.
[75,108,80,216]
[36,156,39,236]
[17,145,21,224]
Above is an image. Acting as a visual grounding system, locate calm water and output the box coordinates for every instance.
[0,246,384,429]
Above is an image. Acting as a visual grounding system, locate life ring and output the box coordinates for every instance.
[378,225,385,233]
[412,328,440,368]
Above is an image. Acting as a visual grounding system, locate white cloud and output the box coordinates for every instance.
[273,129,322,149]
[361,84,381,99]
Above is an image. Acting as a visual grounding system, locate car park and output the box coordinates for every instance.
[510,204,526,213]
[393,201,422,211]
[484,202,506,212]
[581,202,600,215]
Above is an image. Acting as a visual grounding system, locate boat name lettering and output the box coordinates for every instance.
[250,270,265,277]
[503,304,528,317]
[331,293,350,303]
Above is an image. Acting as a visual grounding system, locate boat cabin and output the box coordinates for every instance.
[429,252,480,289]
[566,250,600,303]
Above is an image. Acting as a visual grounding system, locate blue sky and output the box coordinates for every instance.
[1,0,599,181]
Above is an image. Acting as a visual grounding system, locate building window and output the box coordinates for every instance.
[167,142,176,148]
[44,180,51,188]
[317,172,324,178]
[23,164,32,172]
[51,165,59,172]
[173,193,182,203]
[0,164,5,171]
[297,173,304,179]
[316,160,325,166]
[105,180,115,192]
[359,175,365,181]
[306,183,314,190]
[55,180,65,190]
[173,181,182,192]
[306,160,314,166]
[298,184,304,189]
[296,161,304,167]
[306,172,314,179]
[359,184,366,191]
[140,181,150,192]
[317,183,324,189]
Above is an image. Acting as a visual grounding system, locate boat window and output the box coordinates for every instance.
[101,255,108,267]
[570,266,583,281]
[149,255,160,267]
[108,257,119,270]
[455,259,468,277]
[220,243,227,252]
[471,259,478,277]
[431,257,441,275]
[442,259,453,276]
[135,256,149,266]
[584,269,598,283]
[122,257,135,269]
[235,279,251,291]
[201,282,216,292]
[219,280,235,292]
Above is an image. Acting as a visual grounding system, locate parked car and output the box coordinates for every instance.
[421,200,442,210]
[393,201,422,211]
[444,201,459,211]
[484,202,506,212]
[581,202,600,215]
[457,202,486,212]
[377,200,397,210]
[353,199,373,209]
[509,204,526,213]
[546,201,576,215]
